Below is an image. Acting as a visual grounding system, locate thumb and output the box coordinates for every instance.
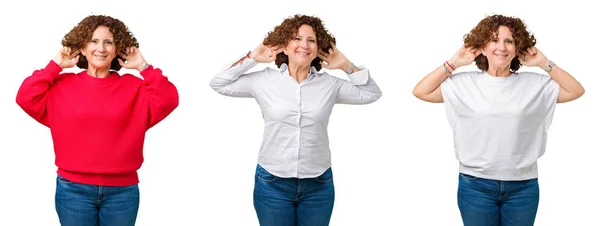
[518,56,526,65]
[319,61,329,69]
[72,55,80,65]
[118,58,126,67]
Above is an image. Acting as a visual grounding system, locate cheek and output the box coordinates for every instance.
[310,44,318,53]
[283,43,294,54]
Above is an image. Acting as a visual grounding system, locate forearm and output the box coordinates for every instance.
[413,64,449,98]
[338,69,382,104]
[547,64,585,98]
[210,53,259,97]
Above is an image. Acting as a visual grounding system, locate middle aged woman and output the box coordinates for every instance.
[210,14,382,226]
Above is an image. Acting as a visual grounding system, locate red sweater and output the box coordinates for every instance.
[16,61,179,186]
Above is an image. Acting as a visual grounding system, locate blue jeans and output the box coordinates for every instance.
[55,174,140,226]
[253,164,335,226]
[457,173,539,226]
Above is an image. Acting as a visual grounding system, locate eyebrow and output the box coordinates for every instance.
[296,35,316,39]
[91,38,114,41]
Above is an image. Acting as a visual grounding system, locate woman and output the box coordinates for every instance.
[413,14,584,225]
[210,14,382,226]
[16,15,179,225]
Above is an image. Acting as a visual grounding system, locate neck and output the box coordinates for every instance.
[487,65,511,77]
[287,63,311,83]
[87,66,111,78]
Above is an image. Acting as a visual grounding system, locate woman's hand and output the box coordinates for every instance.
[118,47,147,71]
[53,47,80,69]
[250,44,283,63]
[448,45,482,69]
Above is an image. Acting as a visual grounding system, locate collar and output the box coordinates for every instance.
[279,63,322,76]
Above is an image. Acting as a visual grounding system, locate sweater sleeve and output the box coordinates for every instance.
[16,60,66,127]
[139,65,179,129]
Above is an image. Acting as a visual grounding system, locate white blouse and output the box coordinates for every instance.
[210,53,382,178]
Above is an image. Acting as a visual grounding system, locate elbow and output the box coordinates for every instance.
[361,91,383,105]
[369,92,383,104]
[168,84,180,111]
[170,88,180,111]
[15,95,24,108]
[568,86,586,102]
[15,92,29,110]
[171,95,180,111]
[412,88,426,101]
[209,79,223,93]
[577,86,586,98]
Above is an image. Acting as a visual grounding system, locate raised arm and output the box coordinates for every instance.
[318,43,382,104]
[16,47,80,127]
[413,46,481,103]
[119,47,179,128]
[335,70,382,104]
[518,47,585,103]
[209,43,282,97]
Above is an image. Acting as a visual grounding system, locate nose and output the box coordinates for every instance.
[300,39,309,48]
[97,43,106,52]
[498,42,507,51]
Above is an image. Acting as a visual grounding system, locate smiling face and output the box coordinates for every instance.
[283,24,318,67]
[482,25,517,70]
[81,26,117,70]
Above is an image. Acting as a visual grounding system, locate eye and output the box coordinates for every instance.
[308,39,316,43]
[294,37,301,40]
[506,40,513,44]
[105,41,113,45]
[90,40,98,43]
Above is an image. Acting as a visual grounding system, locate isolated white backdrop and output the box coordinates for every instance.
[0,0,598,225]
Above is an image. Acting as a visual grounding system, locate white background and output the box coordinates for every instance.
[1,0,598,225]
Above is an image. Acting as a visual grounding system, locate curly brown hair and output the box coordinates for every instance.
[61,15,139,71]
[263,14,336,71]
[464,14,536,72]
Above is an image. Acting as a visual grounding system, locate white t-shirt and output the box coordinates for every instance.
[441,71,559,181]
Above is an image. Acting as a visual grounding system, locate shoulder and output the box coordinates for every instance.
[515,71,551,82]
[245,66,277,78]
[514,72,557,91]
[54,72,78,83]
[119,73,143,82]
[442,71,482,87]
[263,66,279,75]
[448,71,481,81]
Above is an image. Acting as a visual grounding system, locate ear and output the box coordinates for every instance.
[283,47,288,56]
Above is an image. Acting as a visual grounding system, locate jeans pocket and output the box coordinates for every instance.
[57,175,73,184]
[459,173,479,181]
[256,165,277,182]
[315,168,333,183]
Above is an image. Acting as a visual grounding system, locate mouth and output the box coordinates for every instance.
[494,53,509,58]
[93,54,108,60]
[296,51,311,57]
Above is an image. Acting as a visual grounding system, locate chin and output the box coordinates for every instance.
[90,62,111,68]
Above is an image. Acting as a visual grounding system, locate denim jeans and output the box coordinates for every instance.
[253,164,335,226]
[457,173,539,226]
[55,174,140,226]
